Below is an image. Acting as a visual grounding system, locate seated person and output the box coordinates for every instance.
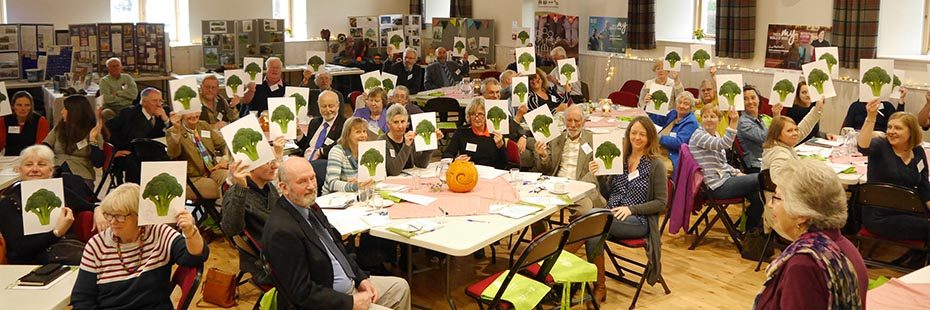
[220,158,280,285]
[736,85,768,173]
[0,145,97,265]
[107,88,168,184]
[383,104,440,176]
[648,92,699,171]
[323,117,375,195]
[481,78,533,167]
[914,90,930,130]
[584,116,668,303]
[199,75,240,129]
[391,85,423,115]
[166,111,229,200]
[99,58,139,120]
[424,47,469,90]
[781,81,823,143]
[71,183,208,309]
[689,105,764,234]
[45,95,105,189]
[240,57,287,115]
[639,60,683,108]
[298,90,346,161]
[386,48,425,94]
[353,87,389,134]
[0,91,49,156]
[441,98,508,169]
[499,70,516,100]
[693,68,730,136]
[546,47,584,103]
[842,87,906,132]
[857,101,930,243]
[262,157,410,309]
[527,68,569,113]
[299,70,346,106]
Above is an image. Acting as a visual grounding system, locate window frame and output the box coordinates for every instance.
[693,0,716,40]
[111,0,189,44]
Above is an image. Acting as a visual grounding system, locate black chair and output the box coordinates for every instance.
[580,81,590,102]
[853,183,930,272]
[130,138,170,161]
[310,159,328,195]
[93,142,120,199]
[424,97,465,148]
[689,176,745,253]
[306,88,323,118]
[755,170,786,271]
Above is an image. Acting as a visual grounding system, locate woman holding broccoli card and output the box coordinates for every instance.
[648,92,699,171]
[640,60,683,109]
[323,117,376,195]
[382,104,441,176]
[526,68,569,114]
[353,87,390,135]
[442,98,508,169]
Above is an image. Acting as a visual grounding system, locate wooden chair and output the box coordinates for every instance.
[853,183,930,272]
[172,265,204,310]
[619,80,645,95]
[608,91,639,108]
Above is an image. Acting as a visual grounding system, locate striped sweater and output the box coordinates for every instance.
[688,127,739,190]
[71,224,208,310]
[324,144,360,195]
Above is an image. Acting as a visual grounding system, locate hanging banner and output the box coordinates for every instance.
[587,16,627,53]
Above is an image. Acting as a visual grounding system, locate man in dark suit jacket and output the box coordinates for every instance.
[386,48,425,94]
[424,47,469,90]
[262,157,410,310]
[297,91,346,161]
[105,87,168,183]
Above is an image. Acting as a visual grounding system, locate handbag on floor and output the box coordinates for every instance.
[197,268,238,308]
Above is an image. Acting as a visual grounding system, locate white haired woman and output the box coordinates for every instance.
[754,159,866,309]
[71,183,208,309]
[649,92,699,171]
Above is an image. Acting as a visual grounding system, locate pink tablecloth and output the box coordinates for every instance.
[384,176,519,219]
[586,109,648,128]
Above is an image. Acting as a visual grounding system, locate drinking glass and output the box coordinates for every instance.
[510,168,520,185]
[411,170,421,191]
[357,186,372,208]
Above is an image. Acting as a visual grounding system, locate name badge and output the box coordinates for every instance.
[201,130,211,138]
[389,149,396,157]
[216,112,224,121]
[325,137,335,145]
[7,126,20,134]
[627,170,640,181]
[407,74,414,80]
[919,160,925,173]
[454,69,461,76]
[466,142,478,152]
[76,139,88,150]
[581,143,592,155]
[269,84,280,92]
[670,132,677,138]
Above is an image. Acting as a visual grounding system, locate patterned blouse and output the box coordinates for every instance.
[607,156,653,222]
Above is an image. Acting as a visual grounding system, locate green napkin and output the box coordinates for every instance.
[868,276,890,290]
[617,116,633,122]
[555,194,573,205]
[800,154,828,161]
[480,271,550,310]
[379,191,402,203]
[840,166,857,174]
[386,227,419,238]
[259,288,278,310]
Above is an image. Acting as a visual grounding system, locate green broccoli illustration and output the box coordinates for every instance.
[665,51,681,68]
[364,77,381,91]
[360,148,384,177]
[518,30,530,45]
[807,68,830,94]
[0,92,7,104]
[382,78,395,92]
[518,52,534,71]
[718,80,742,107]
[862,66,891,97]
[25,188,61,225]
[173,85,197,110]
[290,93,307,115]
[595,141,621,170]
[773,79,796,102]
[245,62,262,80]
[226,75,243,95]
[692,49,711,68]
[271,105,294,134]
[232,128,263,161]
[513,82,528,103]
[415,119,436,144]
[819,53,837,73]
[390,34,404,49]
[365,28,376,38]
[532,114,553,138]
[454,40,465,54]
[560,64,575,82]
[893,74,902,88]
[307,55,324,71]
[651,90,669,111]
[487,106,508,131]
[142,173,183,217]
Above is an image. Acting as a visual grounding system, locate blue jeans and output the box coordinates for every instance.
[709,173,763,230]
[585,209,648,258]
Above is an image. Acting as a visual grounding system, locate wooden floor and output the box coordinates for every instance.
[177,210,907,310]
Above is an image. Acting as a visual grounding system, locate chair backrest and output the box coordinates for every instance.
[310,159,328,195]
[565,209,612,255]
[730,137,748,171]
[479,71,502,80]
[505,140,521,166]
[492,226,569,308]
[759,95,773,117]
[580,81,590,102]
[658,179,676,234]
[758,169,776,204]
[348,91,363,107]
[130,138,169,162]
[620,79,645,95]
[102,142,115,175]
[306,88,323,118]
[424,97,465,126]
[608,91,639,107]
[72,211,96,243]
[856,183,929,215]
[172,265,203,310]
[685,87,700,98]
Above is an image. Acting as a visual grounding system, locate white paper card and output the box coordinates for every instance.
[715,74,745,111]
[268,97,297,140]
[556,58,578,84]
[663,47,683,71]
[769,71,801,108]
[20,178,64,235]
[220,114,276,171]
[802,60,837,101]
[645,83,673,115]
[360,70,382,94]
[381,72,398,95]
[224,69,247,97]
[305,51,327,72]
[859,59,895,102]
[891,69,906,99]
[485,100,511,134]
[452,36,466,56]
[169,78,202,114]
[511,76,529,106]
[138,161,187,225]
[242,57,264,84]
[358,140,387,182]
[815,47,839,78]
[391,192,437,206]
[525,105,560,144]
[593,132,623,175]
[0,82,10,116]
[514,47,536,76]
[410,112,438,151]
[690,44,714,72]
[387,30,406,53]
[513,27,533,46]
[284,86,311,117]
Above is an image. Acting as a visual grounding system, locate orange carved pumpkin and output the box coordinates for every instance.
[446,159,478,193]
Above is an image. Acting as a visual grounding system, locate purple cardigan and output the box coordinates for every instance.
[353,107,389,133]
[669,144,703,234]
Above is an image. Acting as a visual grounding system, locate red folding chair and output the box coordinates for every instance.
[853,183,930,272]
[685,87,700,98]
[619,80,645,95]
[608,91,639,108]
[688,174,745,253]
[506,139,521,168]
[72,211,96,243]
[93,142,118,199]
[172,265,203,310]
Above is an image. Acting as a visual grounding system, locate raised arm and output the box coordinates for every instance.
[858,99,881,149]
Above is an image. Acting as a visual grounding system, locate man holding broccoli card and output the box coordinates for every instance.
[198,75,240,129]
[424,47,470,90]
[241,57,288,115]
[107,88,169,184]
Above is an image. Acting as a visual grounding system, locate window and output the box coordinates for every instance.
[877,0,925,56]
[655,0,695,41]
[424,0,451,23]
[695,0,716,38]
[109,0,189,44]
[273,0,308,40]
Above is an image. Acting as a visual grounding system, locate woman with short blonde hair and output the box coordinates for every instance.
[641,60,683,108]
[441,97,508,169]
[324,117,373,194]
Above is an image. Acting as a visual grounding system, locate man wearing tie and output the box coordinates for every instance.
[386,48,425,94]
[424,47,470,90]
[297,91,345,161]
[106,88,169,184]
[262,157,410,310]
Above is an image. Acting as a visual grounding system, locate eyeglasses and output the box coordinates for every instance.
[103,213,131,223]
[771,195,783,202]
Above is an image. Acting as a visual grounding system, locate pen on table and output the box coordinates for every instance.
[467,219,490,223]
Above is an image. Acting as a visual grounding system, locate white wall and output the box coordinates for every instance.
[305,1,408,39]
[6,0,110,29]
[877,0,924,56]
[188,0,273,44]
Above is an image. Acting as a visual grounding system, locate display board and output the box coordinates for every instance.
[201,20,237,70]
[431,18,495,64]
[349,15,422,55]
[44,46,73,79]
[134,23,167,74]
[233,19,285,65]
[96,23,136,73]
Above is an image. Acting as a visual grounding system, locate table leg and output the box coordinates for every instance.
[446,257,457,310]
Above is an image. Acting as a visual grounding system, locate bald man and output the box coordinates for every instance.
[241,57,287,115]
[297,90,346,161]
[424,47,470,90]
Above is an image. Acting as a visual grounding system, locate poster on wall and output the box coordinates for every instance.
[587,16,627,53]
[535,13,579,67]
[764,24,832,70]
